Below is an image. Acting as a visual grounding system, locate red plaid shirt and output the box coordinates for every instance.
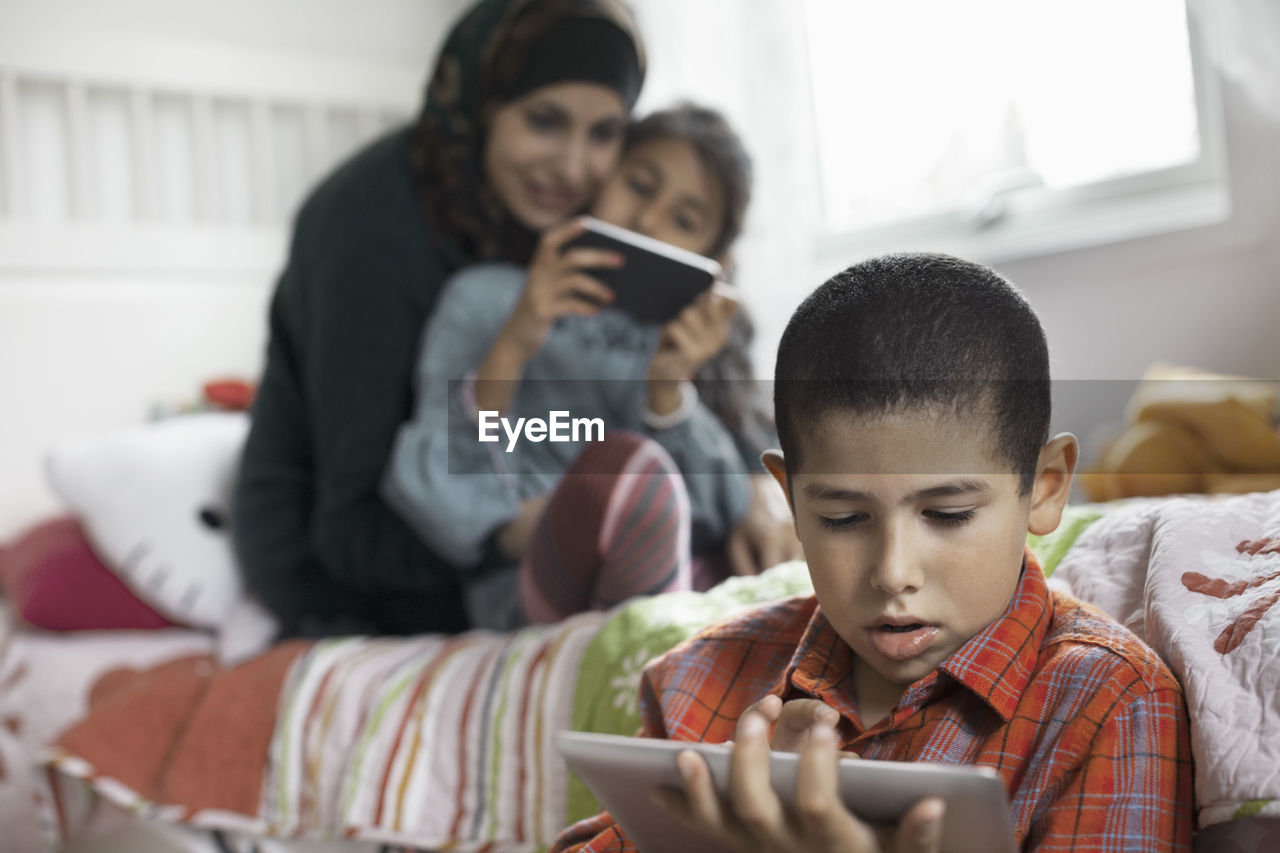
[553,553,1193,852]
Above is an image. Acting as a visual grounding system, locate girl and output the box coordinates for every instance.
[385,104,774,630]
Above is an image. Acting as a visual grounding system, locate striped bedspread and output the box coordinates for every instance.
[43,563,818,851]
[47,612,610,851]
[263,615,607,848]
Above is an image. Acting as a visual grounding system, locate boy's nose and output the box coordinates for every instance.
[869,525,923,595]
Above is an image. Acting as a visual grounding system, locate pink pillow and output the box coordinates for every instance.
[0,516,176,631]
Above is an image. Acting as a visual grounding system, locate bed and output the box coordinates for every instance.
[3,476,1280,852]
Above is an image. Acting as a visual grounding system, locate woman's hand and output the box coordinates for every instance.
[646,288,738,415]
[653,709,946,853]
[727,474,802,576]
[497,217,621,362]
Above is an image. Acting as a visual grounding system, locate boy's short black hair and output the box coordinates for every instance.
[774,252,1050,493]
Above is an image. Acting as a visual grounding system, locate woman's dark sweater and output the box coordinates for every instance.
[233,126,471,635]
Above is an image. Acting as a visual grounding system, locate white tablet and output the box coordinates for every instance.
[558,730,1018,853]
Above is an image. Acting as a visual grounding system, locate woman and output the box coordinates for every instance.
[232,0,646,636]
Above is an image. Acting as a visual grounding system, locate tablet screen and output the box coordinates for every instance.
[558,730,1018,853]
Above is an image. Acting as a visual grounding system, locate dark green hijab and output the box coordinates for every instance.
[411,0,646,265]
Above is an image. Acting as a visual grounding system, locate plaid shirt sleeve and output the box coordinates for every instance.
[1031,681,1193,851]
[549,810,637,853]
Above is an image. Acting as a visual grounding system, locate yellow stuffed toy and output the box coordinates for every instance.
[1080,363,1280,502]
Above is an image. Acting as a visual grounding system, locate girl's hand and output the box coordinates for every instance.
[495,494,550,560]
[496,217,621,361]
[648,287,739,386]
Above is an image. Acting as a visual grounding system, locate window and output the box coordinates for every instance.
[801,0,1225,263]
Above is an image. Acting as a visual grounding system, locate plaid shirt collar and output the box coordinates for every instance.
[779,549,1051,726]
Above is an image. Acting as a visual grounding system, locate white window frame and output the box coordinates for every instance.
[807,2,1228,268]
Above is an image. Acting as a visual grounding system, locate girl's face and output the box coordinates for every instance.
[484,82,628,231]
[592,136,725,257]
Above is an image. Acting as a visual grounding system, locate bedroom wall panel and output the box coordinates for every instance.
[0,0,474,539]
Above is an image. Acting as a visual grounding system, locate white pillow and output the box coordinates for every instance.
[45,412,254,632]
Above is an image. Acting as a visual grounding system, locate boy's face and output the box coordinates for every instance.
[591,137,724,257]
[765,408,1075,709]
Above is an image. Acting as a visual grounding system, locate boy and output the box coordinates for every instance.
[553,253,1193,852]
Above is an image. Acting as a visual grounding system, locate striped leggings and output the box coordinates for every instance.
[517,431,693,624]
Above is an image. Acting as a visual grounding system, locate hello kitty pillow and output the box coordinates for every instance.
[45,412,254,631]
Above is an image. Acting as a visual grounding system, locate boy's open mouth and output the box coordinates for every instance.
[866,620,940,661]
[878,623,924,633]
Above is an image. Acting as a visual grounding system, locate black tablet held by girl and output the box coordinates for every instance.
[566,217,725,324]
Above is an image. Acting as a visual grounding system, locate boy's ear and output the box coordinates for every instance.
[760,450,794,515]
[1028,433,1079,536]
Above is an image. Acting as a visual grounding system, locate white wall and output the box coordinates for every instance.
[0,0,472,539]
[995,70,1280,455]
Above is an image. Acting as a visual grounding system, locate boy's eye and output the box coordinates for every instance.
[819,513,868,531]
[923,508,977,527]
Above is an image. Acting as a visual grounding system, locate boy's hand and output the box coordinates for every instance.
[653,710,946,853]
[498,217,620,361]
[740,694,842,752]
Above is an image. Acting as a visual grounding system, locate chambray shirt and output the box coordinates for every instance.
[553,553,1194,852]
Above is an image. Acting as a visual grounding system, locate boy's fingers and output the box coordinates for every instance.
[669,751,731,836]
[772,699,840,750]
[739,695,783,730]
[894,798,945,853]
[727,712,789,847]
[794,723,868,847]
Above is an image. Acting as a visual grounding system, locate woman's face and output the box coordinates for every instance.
[591,136,724,257]
[484,82,628,231]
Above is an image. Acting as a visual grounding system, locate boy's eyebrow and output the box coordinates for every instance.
[801,479,992,503]
[910,480,992,501]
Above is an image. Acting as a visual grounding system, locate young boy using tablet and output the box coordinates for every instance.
[553,253,1193,852]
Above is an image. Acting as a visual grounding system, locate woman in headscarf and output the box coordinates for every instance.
[232,0,646,636]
